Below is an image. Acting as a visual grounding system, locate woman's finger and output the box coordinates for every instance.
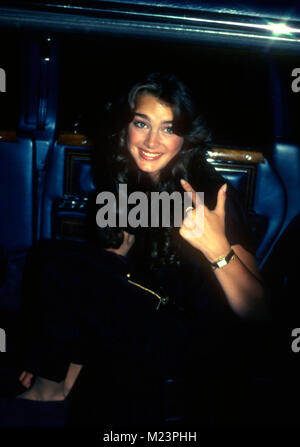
[214,183,227,216]
[180,179,204,208]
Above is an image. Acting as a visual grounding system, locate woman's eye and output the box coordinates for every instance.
[164,126,174,134]
[133,120,147,129]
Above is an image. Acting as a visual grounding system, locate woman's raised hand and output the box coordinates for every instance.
[179,179,231,262]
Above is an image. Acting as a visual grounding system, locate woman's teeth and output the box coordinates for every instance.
[140,149,162,159]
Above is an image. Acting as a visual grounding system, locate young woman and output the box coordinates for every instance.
[94,71,267,319]
[11,72,267,428]
[67,72,268,427]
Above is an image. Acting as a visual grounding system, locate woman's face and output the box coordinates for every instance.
[127,94,184,182]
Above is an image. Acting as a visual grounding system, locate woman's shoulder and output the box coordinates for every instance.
[224,184,255,252]
[187,162,255,252]
[187,155,224,207]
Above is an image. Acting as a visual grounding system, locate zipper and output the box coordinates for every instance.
[126,273,169,310]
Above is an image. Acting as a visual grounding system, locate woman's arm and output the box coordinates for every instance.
[212,243,267,319]
[179,179,268,320]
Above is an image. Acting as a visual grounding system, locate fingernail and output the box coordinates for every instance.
[181,179,191,189]
[223,183,227,192]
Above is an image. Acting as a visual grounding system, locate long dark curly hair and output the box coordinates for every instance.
[93,72,225,272]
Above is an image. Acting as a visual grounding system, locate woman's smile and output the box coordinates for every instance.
[138,147,164,161]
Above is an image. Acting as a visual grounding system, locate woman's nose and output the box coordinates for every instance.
[145,129,159,148]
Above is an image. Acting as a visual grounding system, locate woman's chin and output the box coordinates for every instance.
[137,163,158,176]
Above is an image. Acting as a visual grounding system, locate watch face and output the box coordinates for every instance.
[217,259,228,268]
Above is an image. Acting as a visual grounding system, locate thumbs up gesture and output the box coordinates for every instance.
[179,179,231,262]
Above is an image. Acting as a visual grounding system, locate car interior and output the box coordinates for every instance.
[1,0,300,430]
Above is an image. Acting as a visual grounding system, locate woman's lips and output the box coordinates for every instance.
[138,148,163,161]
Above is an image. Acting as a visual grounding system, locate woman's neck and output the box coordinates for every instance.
[148,171,160,184]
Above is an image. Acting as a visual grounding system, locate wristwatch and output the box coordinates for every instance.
[211,248,236,270]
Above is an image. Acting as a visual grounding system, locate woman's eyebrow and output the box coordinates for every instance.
[134,112,173,124]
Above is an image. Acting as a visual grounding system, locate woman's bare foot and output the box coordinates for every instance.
[17,377,66,401]
[16,363,83,401]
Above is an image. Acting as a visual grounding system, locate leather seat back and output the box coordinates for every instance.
[0,137,34,253]
[252,156,286,266]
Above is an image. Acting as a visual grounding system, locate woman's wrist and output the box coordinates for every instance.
[210,248,236,270]
[204,240,232,264]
